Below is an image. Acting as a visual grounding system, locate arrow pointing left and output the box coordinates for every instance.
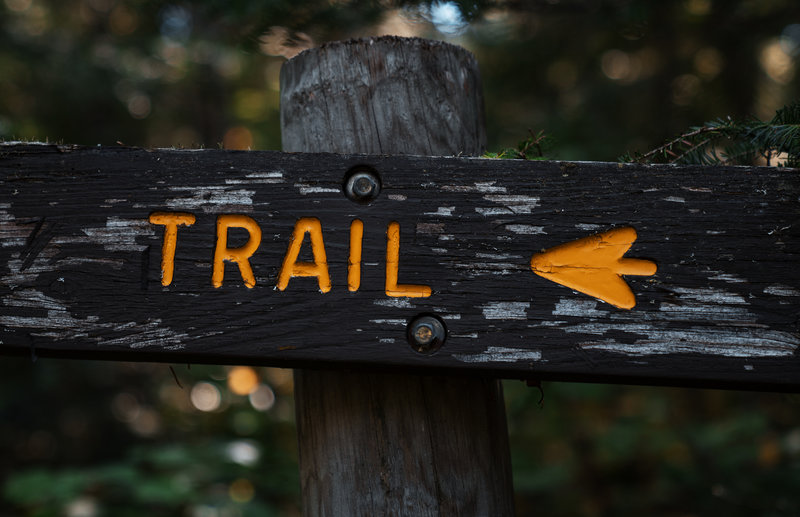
[529,227,656,309]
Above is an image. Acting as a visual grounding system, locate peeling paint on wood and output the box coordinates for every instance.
[454,346,543,363]
[1,144,799,389]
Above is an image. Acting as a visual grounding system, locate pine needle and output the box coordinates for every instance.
[622,102,800,167]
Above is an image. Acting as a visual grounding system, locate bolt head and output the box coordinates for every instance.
[343,168,381,204]
[414,324,434,345]
[407,314,446,354]
[354,176,375,196]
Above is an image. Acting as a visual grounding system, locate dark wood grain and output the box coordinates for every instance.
[1,144,799,390]
[281,37,514,517]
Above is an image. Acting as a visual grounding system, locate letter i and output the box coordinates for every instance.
[348,219,364,292]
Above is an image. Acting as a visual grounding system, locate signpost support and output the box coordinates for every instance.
[280,37,516,515]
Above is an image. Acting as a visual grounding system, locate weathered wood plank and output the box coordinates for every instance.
[1,143,799,389]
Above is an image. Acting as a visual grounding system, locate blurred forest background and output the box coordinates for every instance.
[2,0,800,515]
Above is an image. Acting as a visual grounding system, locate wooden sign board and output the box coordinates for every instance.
[2,144,799,390]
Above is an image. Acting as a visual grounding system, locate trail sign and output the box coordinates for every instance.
[1,144,799,390]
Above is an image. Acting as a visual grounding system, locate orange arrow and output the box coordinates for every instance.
[529,227,656,310]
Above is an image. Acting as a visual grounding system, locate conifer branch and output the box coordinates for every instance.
[623,102,800,167]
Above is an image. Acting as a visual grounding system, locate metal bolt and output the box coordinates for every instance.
[343,167,381,204]
[353,175,375,196]
[407,314,446,354]
[414,324,434,345]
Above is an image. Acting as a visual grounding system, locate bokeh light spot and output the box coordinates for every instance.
[223,126,253,150]
[159,383,193,412]
[248,384,276,412]
[127,94,151,119]
[694,47,724,80]
[65,496,98,517]
[685,0,711,16]
[226,440,261,466]
[229,478,255,503]
[228,366,259,395]
[20,4,49,36]
[4,0,32,12]
[758,435,781,468]
[785,428,800,454]
[159,5,192,42]
[601,50,631,81]
[109,5,138,36]
[429,1,468,36]
[111,392,141,423]
[781,24,800,57]
[265,367,294,394]
[214,51,243,79]
[190,382,222,412]
[760,39,795,84]
[130,407,161,437]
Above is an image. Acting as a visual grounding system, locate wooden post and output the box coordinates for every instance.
[280,37,516,515]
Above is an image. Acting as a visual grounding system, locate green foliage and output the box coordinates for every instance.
[622,102,800,167]
[483,130,554,160]
[3,441,300,515]
[0,360,300,516]
[505,381,800,517]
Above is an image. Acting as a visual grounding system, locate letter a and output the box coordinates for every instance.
[277,217,331,293]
